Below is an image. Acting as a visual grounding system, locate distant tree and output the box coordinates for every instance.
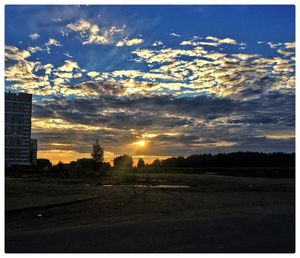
[56,161,64,170]
[101,162,111,169]
[91,139,104,168]
[37,159,52,169]
[113,155,133,168]
[137,158,145,168]
[52,161,66,176]
[162,156,186,167]
[73,158,96,170]
[151,159,162,167]
[159,152,295,169]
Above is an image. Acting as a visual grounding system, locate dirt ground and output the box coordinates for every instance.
[5,173,295,253]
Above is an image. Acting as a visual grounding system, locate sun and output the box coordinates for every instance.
[133,140,146,147]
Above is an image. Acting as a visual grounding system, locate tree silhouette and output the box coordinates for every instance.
[57,161,64,170]
[37,159,52,169]
[151,159,162,167]
[137,158,145,168]
[160,152,295,168]
[113,155,133,168]
[91,139,104,168]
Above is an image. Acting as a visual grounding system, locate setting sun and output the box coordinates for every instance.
[133,140,146,147]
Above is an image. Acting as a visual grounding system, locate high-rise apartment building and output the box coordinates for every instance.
[30,139,38,166]
[5,92,37,167]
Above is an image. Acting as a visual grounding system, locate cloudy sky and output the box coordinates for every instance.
[5,5,295,164]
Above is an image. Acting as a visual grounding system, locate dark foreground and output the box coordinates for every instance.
[5,173,295,253]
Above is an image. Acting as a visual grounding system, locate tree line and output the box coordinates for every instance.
[7,140,294,178]
[37,145,294,171]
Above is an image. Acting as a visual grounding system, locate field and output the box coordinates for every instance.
[5,172,295,253]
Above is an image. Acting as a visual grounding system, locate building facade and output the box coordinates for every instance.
[5,92,37,167]
[30,139,38,166]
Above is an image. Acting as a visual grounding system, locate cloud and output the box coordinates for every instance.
[66,18,124,45]
[5,45,38,84]
[31,91,295,157]
[284,42,295,49]
[57,60,79,72]
[74,73,82,78]
[180,36,238,48]
[170,32,181,37]
[37,63,53,75]
[45,81,127,97]
[5,45,31,62]
[6,30,294,102]
[239,42,247,50]
[45,38,62,54]
[64,52,73,58]
[67,18,97,32]
[116,38,143,47]
[257,41,295,52]
[5,62,36,82]
[180,40,202,46]
[4,4,295,159]
[132,46,207,64]
[29,33,40,40]
[255,41,295,59]
[46,38,62,46]
[74,81,125,96]
[28,46,43,53]
[152,41,164,47]
[53,72,74,79]
[277,48,294,57]
[51,17,62,23]
[130,41,294,98]
[205,36,237,45]
[87,71,100,78]
[267,42,282,48]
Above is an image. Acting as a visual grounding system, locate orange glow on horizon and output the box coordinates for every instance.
[38,150,169,166]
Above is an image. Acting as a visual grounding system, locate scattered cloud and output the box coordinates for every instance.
[267,42,282,48]
[87,71,100,77]
[4,6,295,163]
[46,38,62,46]
[205,36,237,45]
[51,17,62,23]
[45,38,62,54]
[28,46,43,53]
[116,38,143,47]
[64,52,73,58]
[57,60,79,72]
[170,32,181,37]
[5,45,31,62]
[5,35,295,158]
[152,41,164,47]
[29,33,40,40]
[284,42,295,49]
[277,48,294,57]
[67,18,124,45]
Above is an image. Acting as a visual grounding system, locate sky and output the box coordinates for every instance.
[5,5,295,164]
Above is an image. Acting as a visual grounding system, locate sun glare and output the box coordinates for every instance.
[133,140,146,147]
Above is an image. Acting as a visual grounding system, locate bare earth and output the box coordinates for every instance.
[5,173,295,253]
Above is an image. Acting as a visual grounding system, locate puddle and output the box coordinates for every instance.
[151,185,191,189]
[204,172,219,175]
[102,184,191,189]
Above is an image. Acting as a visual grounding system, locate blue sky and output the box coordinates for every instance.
[5,5,295,164]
